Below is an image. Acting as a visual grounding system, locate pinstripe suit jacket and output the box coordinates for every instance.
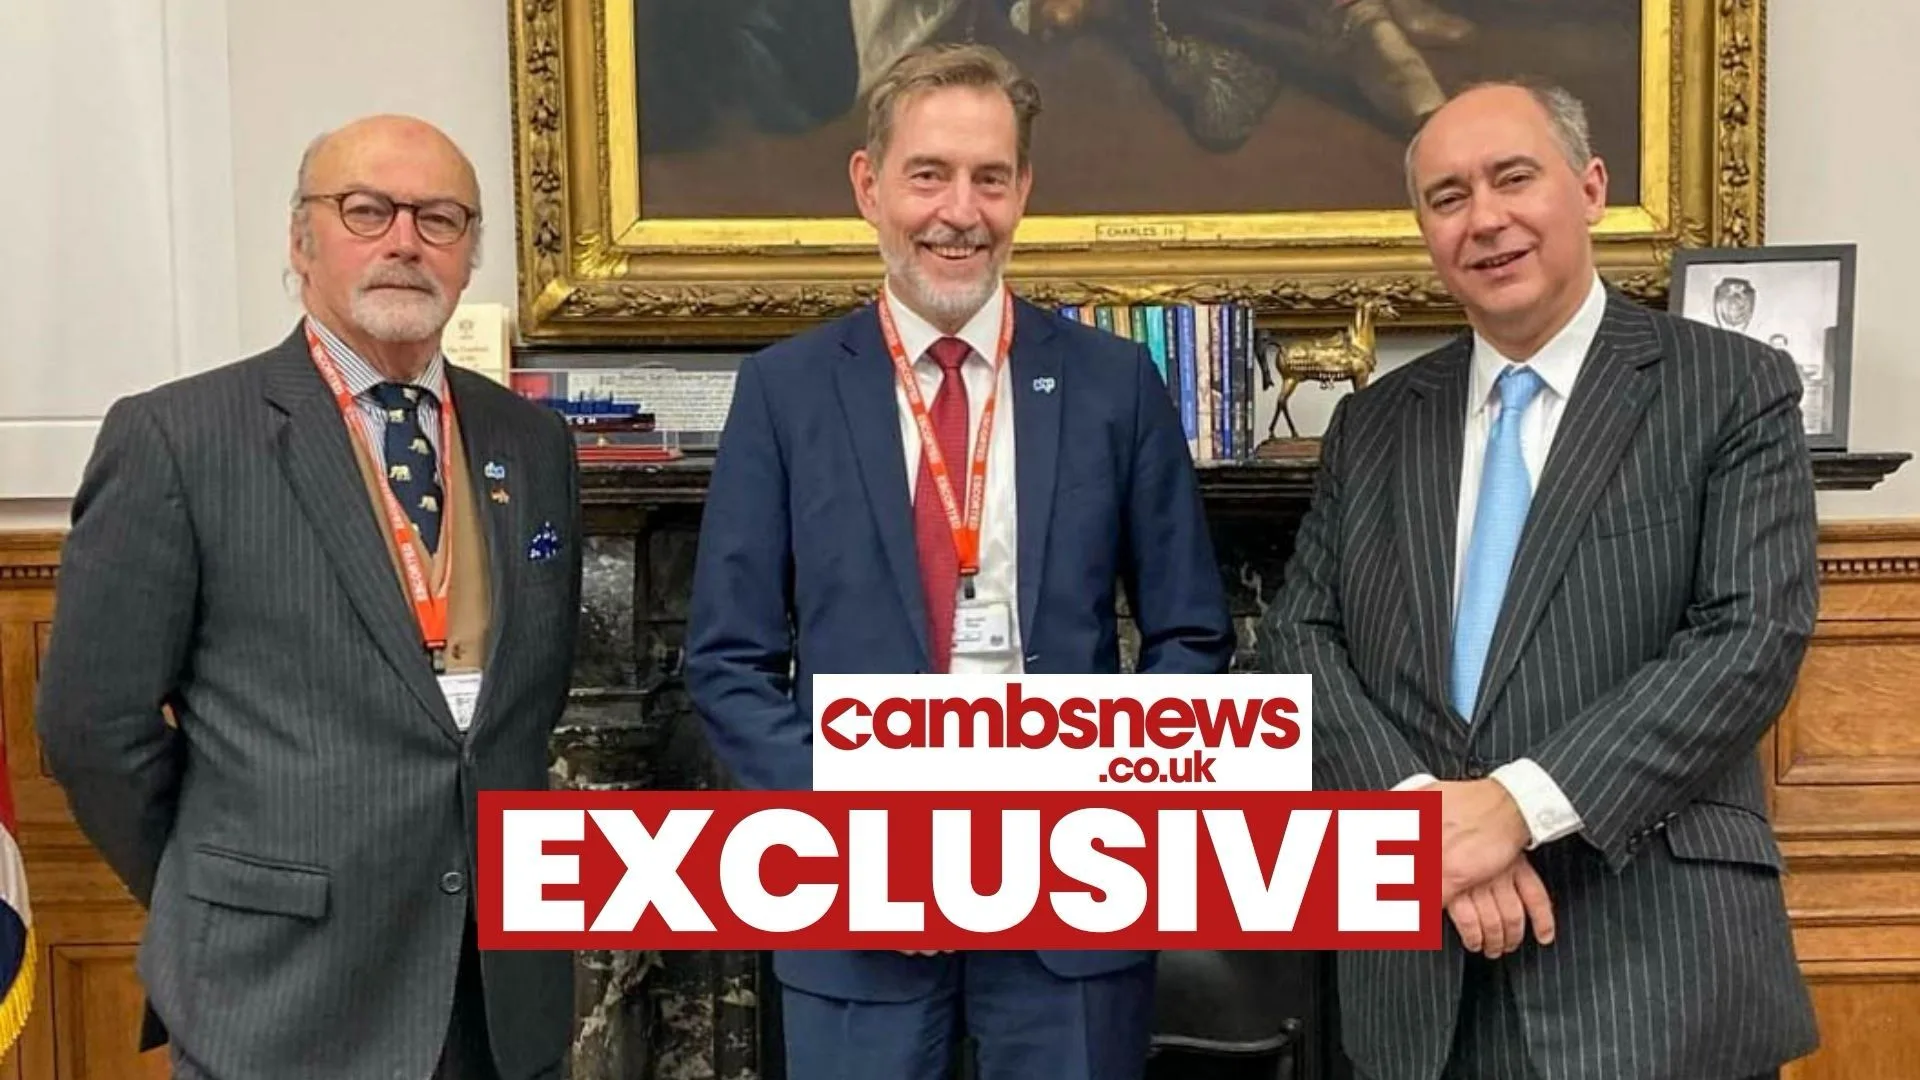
[35,327,582,1080]
[1258,291,1820,1080]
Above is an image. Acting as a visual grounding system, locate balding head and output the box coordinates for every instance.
[288,115,482,380]
[291,114,482,262]
[1404,82,1592,208]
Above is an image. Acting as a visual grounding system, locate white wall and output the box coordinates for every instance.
[1762,0,1919,518]
[4,0,1916,527]
[223,1,517,356]
[0,0,237,523]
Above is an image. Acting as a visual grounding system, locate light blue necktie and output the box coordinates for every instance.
[1450,365,1547,720]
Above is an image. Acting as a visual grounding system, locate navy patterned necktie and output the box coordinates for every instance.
[368,382,443,555]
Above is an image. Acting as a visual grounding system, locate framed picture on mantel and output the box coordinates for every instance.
[1668,244,1857,453]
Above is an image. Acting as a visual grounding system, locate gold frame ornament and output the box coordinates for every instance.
[508,0,1765,344]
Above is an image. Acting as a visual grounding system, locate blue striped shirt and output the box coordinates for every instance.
[306,315,449,481]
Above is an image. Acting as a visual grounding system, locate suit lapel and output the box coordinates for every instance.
[262,329,459,739]
[835,306,933,665]
[1397,338,1472,727]
[448,368,516,720]
[1009,301,1060,641]
[1470,294,1664,723]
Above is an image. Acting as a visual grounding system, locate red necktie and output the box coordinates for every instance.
[914,336,973,673]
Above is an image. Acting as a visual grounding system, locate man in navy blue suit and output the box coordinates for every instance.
[684,40,1235,1080]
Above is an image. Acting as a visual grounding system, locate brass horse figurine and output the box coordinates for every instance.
[1261,296,1396,440]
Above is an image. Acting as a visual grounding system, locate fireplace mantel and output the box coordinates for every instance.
[576,449,1911,511]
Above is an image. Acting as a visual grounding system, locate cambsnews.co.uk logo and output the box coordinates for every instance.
[813,674,1310,790]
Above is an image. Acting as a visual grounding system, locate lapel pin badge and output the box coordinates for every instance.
[1032,377,1056,394]
[490,488,511,505]
[484,461,507,481]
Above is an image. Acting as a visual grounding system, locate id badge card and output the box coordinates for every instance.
[952,600,1014,657]
[437,670,484,731]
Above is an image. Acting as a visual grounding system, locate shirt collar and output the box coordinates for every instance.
[1468,272,1607,414]
[305,313,449,402]
[881,278,1007,368]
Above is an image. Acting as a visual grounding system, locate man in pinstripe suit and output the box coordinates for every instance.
[1260,82,1819,1080]
[36,116,579,1079]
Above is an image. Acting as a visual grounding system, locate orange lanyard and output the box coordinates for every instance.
[877,290,1014,595]
[304,322,456,672]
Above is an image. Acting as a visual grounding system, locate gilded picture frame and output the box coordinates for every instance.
[508,0,1766,344]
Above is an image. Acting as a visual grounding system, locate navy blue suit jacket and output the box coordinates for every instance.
[685,296,1234,1002]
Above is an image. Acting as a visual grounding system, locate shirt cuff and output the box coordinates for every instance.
[1393,773,1438,791]
[1490,758,1583,848]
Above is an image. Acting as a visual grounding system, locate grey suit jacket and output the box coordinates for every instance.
[1259,292,1821,1080]
[36,326,583,1080]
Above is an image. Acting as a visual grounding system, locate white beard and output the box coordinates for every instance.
[351,286,450,343]
[881,237,1001,330]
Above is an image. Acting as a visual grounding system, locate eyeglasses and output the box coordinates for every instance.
[300,189,478,246]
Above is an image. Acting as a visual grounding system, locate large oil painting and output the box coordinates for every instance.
[509,0,1768,343]
[636,0,1644,218]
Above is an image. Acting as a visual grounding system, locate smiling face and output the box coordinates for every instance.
[290,115,479,366]
[849,84,1032,332]
[1410,85,1606,357]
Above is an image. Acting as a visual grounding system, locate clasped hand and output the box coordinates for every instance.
[1422,779,1557,959]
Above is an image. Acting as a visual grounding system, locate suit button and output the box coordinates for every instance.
[1464,760,1487,779]
[440,870,466,895]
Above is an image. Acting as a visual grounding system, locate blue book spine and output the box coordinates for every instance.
[1212,305,1228,459]
[1236,306,1253,459]
[1213,303,1228,453]
[1161,306,1181,410]
[1175,304,1198,451]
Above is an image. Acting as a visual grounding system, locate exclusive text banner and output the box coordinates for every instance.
[478,789,1440,951]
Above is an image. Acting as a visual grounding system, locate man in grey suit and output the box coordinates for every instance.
[36,115,580,1079]
[1260,82,1819,1080]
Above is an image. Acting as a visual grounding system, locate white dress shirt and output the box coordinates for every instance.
[1400,273,1608,850]
[884,280,1023,676]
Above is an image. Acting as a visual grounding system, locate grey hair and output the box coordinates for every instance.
[288,127,484,271]
[1403,79,1594,208]
[289,131,328,260]
[864,43,1042,170]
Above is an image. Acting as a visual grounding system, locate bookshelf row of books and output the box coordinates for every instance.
[1052,302,1262,462]
[490,302,1266,465]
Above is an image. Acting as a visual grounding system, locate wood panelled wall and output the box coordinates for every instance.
[1,524,1916,1078]
[0,533,167,1080]
[1773,522,1920,1080]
